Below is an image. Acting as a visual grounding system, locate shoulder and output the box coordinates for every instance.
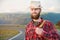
[44,20,54,26]
[43,20,54,30]
[26,21,32,28]
[41,18,53,25]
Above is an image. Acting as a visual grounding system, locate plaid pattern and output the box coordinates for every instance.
[25,19,60,40]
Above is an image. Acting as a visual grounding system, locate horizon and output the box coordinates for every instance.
[0,12,60,24]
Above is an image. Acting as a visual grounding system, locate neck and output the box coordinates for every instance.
[33,18,40,22]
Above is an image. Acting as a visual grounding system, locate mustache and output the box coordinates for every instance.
[32,12,37,14]
[31,13,40,19]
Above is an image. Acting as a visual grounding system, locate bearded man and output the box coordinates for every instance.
[25,1,60,40]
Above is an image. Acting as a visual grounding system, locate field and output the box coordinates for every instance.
[0,24,25,40]
[55,25,60,30]
[0,30,19,40]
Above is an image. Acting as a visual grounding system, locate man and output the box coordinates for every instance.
[25,1,60,40]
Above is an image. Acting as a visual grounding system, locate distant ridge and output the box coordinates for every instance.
[0,12,60,25]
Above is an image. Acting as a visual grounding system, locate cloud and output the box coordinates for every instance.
[0,0,60,13]
[0,0,28,13]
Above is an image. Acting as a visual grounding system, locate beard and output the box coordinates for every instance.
[31,13,40,20]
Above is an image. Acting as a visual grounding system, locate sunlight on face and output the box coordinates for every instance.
[30,6,41,17]
[30,6,41,19]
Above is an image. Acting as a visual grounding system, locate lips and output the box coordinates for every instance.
[33,13,37,14]
[32,13,37,15]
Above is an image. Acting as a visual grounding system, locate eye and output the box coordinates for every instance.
[31,8,33,11]
[35,8,40,10]
[34,9,37,10]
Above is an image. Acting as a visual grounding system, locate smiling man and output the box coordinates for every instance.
[25,1,60,40]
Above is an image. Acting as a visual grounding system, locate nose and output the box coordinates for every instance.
[32,9,36,13]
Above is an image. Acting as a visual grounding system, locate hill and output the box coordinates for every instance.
[0,12,60,25]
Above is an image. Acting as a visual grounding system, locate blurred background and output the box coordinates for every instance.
[0,0,60,40]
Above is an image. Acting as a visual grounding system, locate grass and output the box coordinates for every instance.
[0,29,19,40]
[55,25,60,30]
[0,24,25,40]
[16,25,25,28]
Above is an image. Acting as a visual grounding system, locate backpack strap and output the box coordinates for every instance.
[39,20,46,28]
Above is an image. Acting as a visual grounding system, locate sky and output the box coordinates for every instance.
[0,0,60,13]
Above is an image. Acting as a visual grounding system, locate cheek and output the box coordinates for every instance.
[30,10,33,14]
[36,10,40,13]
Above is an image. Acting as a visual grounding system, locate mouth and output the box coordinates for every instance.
[33,13,37,14]
[32,13,37,15]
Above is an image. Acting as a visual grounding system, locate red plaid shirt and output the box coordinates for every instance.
[25,18,60,40]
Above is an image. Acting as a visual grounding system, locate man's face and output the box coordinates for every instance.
[30,7,41,19]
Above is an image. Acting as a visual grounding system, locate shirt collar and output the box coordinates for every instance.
[31,18,43,23]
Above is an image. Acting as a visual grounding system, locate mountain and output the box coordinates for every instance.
[0,12,60,25]
[41,12,60,24]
